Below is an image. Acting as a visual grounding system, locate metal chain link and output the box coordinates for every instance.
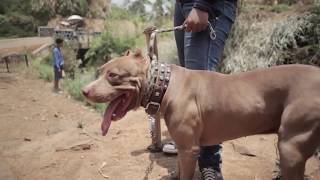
[207,21,216,40]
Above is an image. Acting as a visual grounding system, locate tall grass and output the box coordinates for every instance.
[62,70,94,101]
[222,9,317,73]
[32,56,54,82]
[62,69,107,112]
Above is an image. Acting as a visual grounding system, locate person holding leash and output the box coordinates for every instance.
[162,0,237,179]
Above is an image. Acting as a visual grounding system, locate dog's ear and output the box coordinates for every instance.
[133,49,143,58]
[124,50,131,56]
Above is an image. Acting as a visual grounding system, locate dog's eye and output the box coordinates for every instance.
[108,72,118,78]
[107,72,121,86]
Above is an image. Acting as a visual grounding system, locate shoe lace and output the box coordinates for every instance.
[202,167,217,180]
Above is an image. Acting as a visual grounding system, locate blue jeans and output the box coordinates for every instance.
[174,0,236,171]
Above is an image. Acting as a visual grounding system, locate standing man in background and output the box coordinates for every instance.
[162,0,237,179]
[53,38,65,92]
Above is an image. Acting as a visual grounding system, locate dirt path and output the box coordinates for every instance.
[0,72,319,180]
[0,37,53,56]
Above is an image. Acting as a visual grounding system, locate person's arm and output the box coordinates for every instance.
[193,0,212,13]
[53,48,61,71]
[184,0,213,32]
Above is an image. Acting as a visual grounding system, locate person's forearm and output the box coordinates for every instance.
[193,0,212,13]
[54,59,61,71]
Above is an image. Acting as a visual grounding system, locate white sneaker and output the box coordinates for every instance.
[162,142,178,154]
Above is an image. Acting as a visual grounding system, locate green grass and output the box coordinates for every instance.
[62,69,108,112]
[32,57,54,82]
[63,70,95,101]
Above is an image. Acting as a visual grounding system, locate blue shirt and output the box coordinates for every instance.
[53,46,64,71]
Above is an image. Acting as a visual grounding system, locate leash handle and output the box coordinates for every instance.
[174,24,186,31]
[157,22,216,40]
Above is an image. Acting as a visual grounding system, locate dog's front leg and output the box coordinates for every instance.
[165,103,202,180]
[177,146,199,180]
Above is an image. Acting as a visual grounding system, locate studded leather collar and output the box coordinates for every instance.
[141,61,171,115]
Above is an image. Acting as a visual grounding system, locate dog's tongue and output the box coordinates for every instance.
[101,98,122,136]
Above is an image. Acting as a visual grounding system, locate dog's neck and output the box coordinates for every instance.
[141,61,171,115]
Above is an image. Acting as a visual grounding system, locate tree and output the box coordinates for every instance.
[128,0,151,16]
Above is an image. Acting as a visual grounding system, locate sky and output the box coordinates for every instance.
[111,0,156,7]
[111,0,126,7]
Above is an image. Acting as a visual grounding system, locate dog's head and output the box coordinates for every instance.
[82,49,150,136]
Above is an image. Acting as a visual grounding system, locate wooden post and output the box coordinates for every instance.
[144,26,158,59]
[144,27,162,152]
[24,54,29,67]
[4,57,9,73]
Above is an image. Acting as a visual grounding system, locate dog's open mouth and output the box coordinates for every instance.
[102,91,134,136]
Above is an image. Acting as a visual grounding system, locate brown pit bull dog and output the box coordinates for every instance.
[82,49,320,180]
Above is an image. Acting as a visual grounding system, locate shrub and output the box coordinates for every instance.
[0,15,11,36]
[85,30,136,66]
[0,13,37,37]
[38,64,54,82]
[32,57,54,82]
[30,1,53,23]
[55,0,89,17]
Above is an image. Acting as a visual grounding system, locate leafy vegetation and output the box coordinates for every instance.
[0,0,107,38]
[56,0,89,17]
[0,1,37,37]
[85,29,136,66]
[85,5,141,66]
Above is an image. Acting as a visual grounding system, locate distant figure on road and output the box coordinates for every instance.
[53,38,65,92]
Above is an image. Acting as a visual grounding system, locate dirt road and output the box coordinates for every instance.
[0,72,319,180]
[0,37,53,56]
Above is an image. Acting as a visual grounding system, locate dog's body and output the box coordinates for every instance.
[83,51,320,180]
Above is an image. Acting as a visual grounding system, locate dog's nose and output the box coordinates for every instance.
[82,88,90,97]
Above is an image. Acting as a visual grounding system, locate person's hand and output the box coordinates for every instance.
[62,70,66,78]
[184,8,209,32]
